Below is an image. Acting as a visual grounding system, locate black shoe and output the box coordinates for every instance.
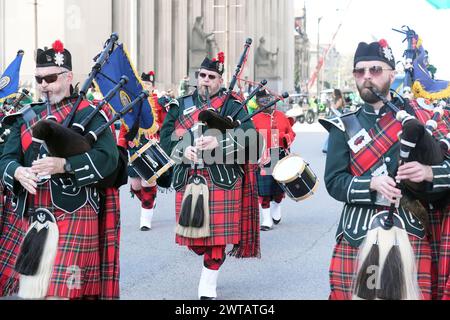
[200,296,216,300]
[260,225,272,231]
[140,226,151,231]
[272,218,281,225]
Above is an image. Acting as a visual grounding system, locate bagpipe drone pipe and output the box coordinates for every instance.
[0,88,30,143]
[29,34,136,189]
[369,88,449,206]
[32,87,149,190]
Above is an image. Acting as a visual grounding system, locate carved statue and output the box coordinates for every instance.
[255,37,279,78]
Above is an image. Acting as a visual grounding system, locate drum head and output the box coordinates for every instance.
[273,155,305,183]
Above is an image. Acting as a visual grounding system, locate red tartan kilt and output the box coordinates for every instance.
[0,193,25,296]
[45,205,101,299]
[440,212,450,300]
[23,182,102,299]
[175,169,242,247]
[98,188,121,300]
[329,235,432,300]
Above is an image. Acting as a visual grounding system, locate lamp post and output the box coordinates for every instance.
[316,16,322,97]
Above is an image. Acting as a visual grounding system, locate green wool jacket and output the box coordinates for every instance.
[160,90,258,191]
[0,99,119,217]
[322,102,446,247]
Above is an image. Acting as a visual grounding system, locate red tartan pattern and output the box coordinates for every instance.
[98,188,121,300]
[174,95,226,138]
[189,245,226,270]
[20,99,91,152]
[329,236,432,300]
[26,181,101,299]
[0,192,25,296]
[427,207,444,300]
[349,102,435,176]
[232,163,261,258]
[439,209,450,300]
[131,186,157,209]
[350,112,402,176]
[175,169,242,247]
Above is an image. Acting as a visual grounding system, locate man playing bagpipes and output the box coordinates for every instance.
[160,52,260,300]
[0,40,121,299]
[252,89,296,231]
[118,70,172,231]
[320,39,450,300]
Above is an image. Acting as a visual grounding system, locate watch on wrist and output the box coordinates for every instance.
[64,161,73,173]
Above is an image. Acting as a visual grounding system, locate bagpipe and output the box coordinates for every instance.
[369,89,449,204]
[352,87,448,301]
[30,33,142,189]
[0,88,30,143]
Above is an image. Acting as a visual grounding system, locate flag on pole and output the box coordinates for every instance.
[0,50,24,102]
[94,43,157,140]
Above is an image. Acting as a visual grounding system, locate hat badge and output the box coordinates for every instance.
[54,52,65,67]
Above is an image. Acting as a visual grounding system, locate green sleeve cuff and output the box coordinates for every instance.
[2,161,23,196]
[347,176,376,205]
[430,160,450,191]
[67,152,114,188]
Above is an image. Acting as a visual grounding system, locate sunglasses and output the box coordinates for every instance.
[35,71,68,84]
[352,66,393,78]
[199,72,217,80]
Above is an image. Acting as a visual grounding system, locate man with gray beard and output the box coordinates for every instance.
[0,40,120,300]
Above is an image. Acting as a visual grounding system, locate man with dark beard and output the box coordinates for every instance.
[319,39,438,300]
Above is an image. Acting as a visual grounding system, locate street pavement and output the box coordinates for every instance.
[120,122,342,300]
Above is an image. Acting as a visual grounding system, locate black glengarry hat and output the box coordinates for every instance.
[200,52,225,75]
[354,39,396,70]
[141,70,155,84]
[36,40,72,70]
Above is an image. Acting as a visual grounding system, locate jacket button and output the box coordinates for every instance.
[385,157,391,163]
[90,174,95,179]
[354,178,359,183]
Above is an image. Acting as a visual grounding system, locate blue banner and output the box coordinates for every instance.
[94,43,156,136]
[0,50,24,102]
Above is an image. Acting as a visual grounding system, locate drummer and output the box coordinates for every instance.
[118,70,170,231]
[252,89,296,231]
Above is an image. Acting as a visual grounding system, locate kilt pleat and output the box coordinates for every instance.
[175,169,242,247]
[45,207,101,299]
[329,235,432,300]
[439,211,450,300]
[0,193,25,296]
[98,188,121,300]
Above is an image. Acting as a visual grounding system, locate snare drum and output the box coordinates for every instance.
[272,155,319,201]
[130,140,175,185]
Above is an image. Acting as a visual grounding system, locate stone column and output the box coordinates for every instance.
[64,0,112,82]
[138,0,155,74]
[173,0,189,87]
[156,0,172,88]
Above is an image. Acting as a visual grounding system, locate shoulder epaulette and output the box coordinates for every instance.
[318,106,361,132]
